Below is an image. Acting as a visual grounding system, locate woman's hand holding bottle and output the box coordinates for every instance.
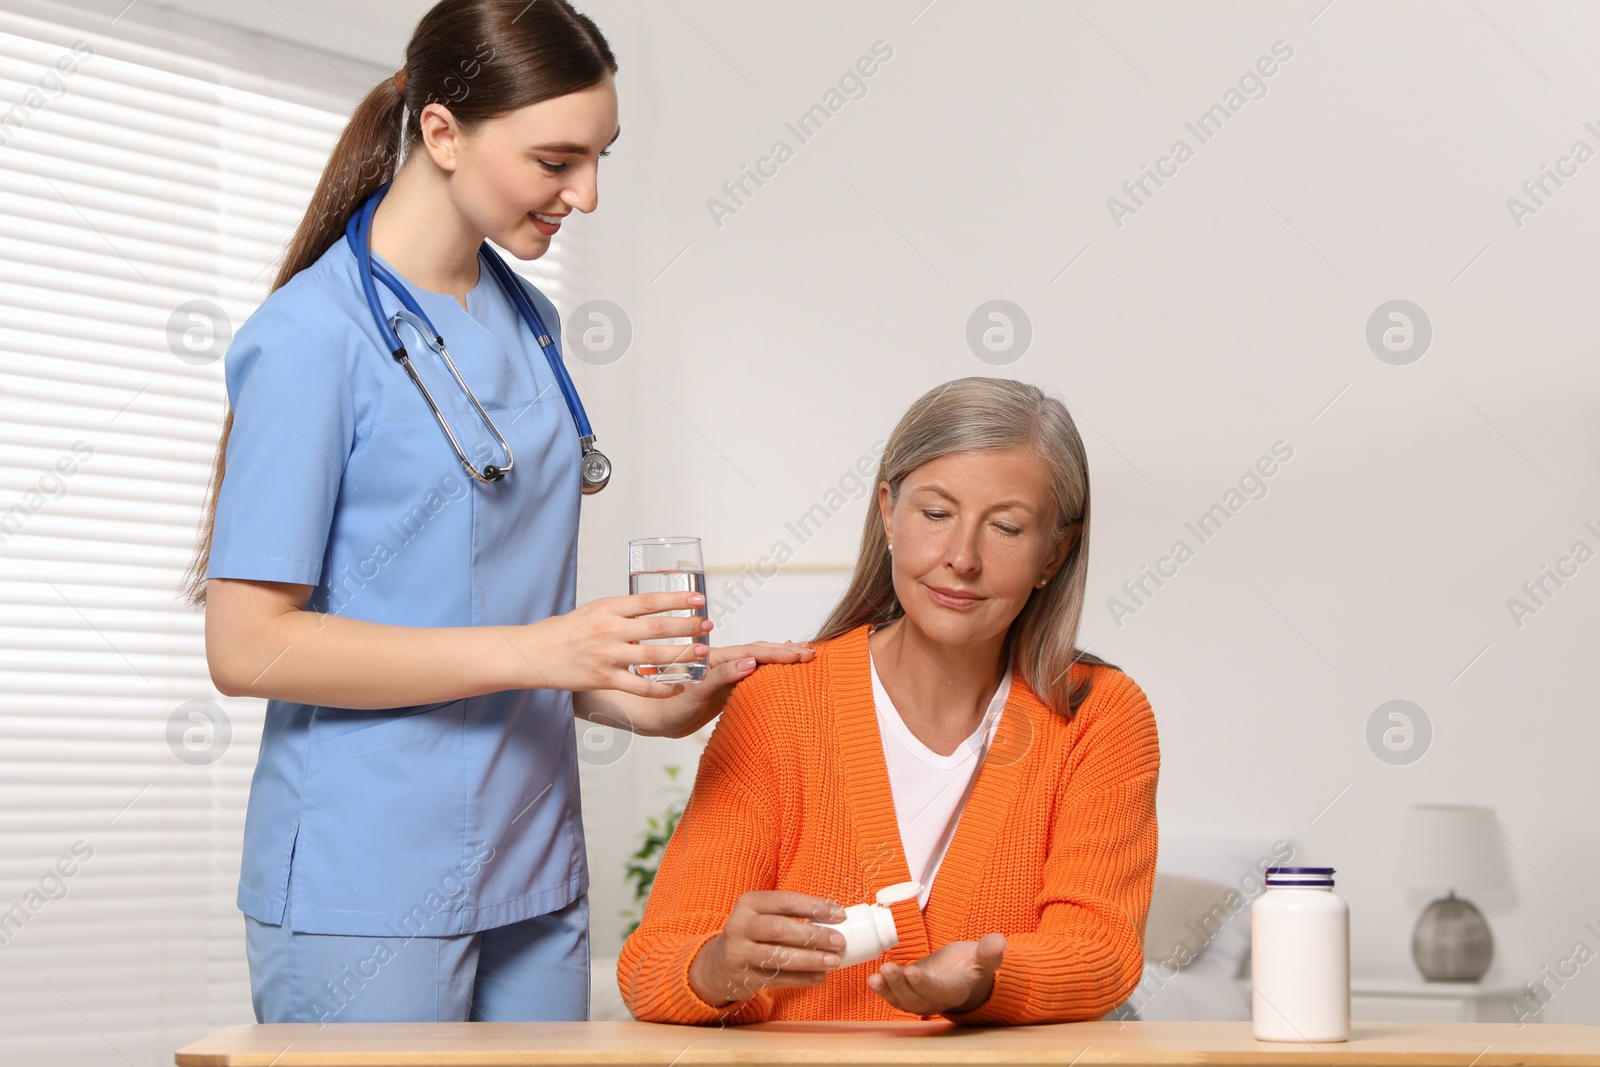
[688,891,847,1007]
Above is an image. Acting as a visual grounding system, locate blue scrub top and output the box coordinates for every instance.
[207,234,586,937]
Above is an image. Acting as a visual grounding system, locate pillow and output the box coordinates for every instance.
[1142,873,1240,971]
[1112,960,1252,1022]
[1151,835,1298,981]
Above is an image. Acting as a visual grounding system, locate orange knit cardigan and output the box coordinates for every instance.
[617,622,1160,1026]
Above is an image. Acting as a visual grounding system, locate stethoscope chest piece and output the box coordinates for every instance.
[580,437,611,495]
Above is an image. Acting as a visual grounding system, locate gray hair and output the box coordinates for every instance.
[815,377,1115,718]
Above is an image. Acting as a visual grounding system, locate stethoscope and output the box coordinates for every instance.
[344,183,611,492]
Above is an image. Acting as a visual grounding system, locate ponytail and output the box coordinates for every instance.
[273,75,406,293]
[177,77,406,609]
[180,0,617,608]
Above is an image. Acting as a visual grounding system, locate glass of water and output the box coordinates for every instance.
[627,536,708,684]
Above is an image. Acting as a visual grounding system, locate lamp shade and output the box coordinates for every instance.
[1396,803,1513,892]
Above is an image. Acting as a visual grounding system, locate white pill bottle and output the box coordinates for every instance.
[813,881,922,968]
[1251,866,1349,1042]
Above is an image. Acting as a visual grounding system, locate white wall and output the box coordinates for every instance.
[557,0,1600,1024]
[149,0,423,68]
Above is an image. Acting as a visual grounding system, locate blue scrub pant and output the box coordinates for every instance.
[244,893,590,1022]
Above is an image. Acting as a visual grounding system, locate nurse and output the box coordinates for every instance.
[181,0,812,1025]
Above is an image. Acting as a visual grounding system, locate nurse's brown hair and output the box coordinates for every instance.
[180,0,617,607]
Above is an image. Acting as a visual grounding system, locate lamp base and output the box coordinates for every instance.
[1412,890,1493,981]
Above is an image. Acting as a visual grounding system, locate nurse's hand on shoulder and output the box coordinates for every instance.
[867,933,1007,1016]
[521,592,815,725]
[631,637,815,738]
[569,633,816,739]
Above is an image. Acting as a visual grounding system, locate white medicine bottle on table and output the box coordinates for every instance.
[1251,866,1350,1043]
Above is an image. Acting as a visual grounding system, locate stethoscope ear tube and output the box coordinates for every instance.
[347,183,607,488]
[391,323,513,483]
[347,192,509,483]
[345,183,606,490]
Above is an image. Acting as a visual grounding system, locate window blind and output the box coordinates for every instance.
[0,1,572,1060]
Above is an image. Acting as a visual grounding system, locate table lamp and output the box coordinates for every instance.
[1396,802,1513,981]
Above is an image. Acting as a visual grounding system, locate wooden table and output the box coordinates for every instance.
[174,1019,1600,1066]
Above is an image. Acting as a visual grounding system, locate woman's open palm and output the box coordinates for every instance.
[866,932,1007,1015]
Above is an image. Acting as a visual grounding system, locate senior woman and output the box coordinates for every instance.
[618,377,1160,1025]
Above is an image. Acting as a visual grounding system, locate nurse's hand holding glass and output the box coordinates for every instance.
[565,536,808,741]
[205,578,809,735]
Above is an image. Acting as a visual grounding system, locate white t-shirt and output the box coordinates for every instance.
[868,631,1013,910]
